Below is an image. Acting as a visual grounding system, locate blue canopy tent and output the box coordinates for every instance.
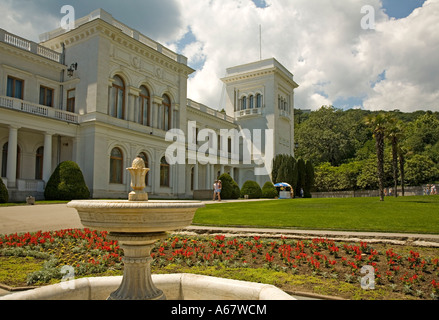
[274,183,291,188]
[274,183,292,199]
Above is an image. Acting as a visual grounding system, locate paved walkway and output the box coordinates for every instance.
[1,201,438,243]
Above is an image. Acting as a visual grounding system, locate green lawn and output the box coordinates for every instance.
[193,195,439,234]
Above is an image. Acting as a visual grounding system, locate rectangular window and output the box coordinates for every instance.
[66,89,75,113]
[39,86,54,107]
[139,95,151,126]
[7,76,24,99]
[160,166,170,187]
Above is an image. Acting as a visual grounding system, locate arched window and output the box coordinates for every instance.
[138,152,149,186]
[110,147,123,184]
[35,146,44,180]
[162,94,171,131]
[110,76,125,119]
[249,95,254,109]
[242,96,247,110]
[160,156,170,187]
[256,94,263,108]
[139,86,151,126]
[2,143,20,179]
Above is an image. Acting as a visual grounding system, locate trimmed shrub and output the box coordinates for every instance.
[44,161,90,201]
[261,181,278,199]
[218,173,240,200]
[0,178,8,203]
[240,180,262,199]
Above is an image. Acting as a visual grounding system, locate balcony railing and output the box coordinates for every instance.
[38,9,188,66]
[279,110,292,120]
[235,107,263,118]
[0,29,62,63]
[187,99,235,123]
[0,96,79,124]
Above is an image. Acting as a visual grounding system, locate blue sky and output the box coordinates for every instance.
[1,0,437,112]
[382,0,426,18]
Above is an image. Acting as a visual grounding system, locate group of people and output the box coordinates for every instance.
[424,184,437,195]
[213,180,222,201]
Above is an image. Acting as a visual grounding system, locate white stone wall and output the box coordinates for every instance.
[0,10,298,201]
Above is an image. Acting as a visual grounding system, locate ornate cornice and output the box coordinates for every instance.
[43,19,194,77]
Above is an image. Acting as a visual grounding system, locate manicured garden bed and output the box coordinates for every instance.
[1,229,438,300]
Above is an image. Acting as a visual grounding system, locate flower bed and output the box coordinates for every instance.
[1,229,438,300]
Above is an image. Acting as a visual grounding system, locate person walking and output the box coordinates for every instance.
[213,180,218,201]
[217,180,222,201]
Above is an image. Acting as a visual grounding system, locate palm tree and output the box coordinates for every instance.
[365,113,387,201]
[386,116,405,198]
[398,146,406,197]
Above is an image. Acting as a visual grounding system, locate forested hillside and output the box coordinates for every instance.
[294,107,439,192]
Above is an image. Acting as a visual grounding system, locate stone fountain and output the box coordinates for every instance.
[67,157,205,300]
[0,157,295,301]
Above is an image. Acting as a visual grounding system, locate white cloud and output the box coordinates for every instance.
[172,0,438,112]
[362,0,439,111]
[1,0,437,112]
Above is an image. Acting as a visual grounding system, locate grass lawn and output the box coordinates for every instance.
[193,195,439,234]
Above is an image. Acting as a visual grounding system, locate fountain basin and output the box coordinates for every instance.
[67,200,204,233]
[0,274,295,300]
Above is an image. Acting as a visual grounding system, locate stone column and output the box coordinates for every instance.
[152,96,163,130]
[128,87,140,123]
[43,133,53,183]
[193,163,199,191]
[205,164,211,190]
[108,233,166,300]
[6,126,19,188]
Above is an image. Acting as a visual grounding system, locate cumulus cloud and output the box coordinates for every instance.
[1,0,437,112]
[361,0,439,111]
[0,0,184,42]
[171,0,438,112]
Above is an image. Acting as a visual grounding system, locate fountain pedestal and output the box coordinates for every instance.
[67,157,205,301]
[107,233,167,300]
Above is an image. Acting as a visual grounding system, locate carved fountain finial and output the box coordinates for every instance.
[127,156,150,201]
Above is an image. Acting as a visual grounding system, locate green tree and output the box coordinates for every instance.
[386,117,405,197]
[295,106,370,166]
[240,181,262,199]
[303,160,315,198]
[365,113,387,201]
[261,181,278,199]
[44,161,90,201]
[405,155,439,186]
[218,173,240,200]
[357,155,393,191]
[405,113,439,154]
[0,178,8,203]
[295,158,306,196]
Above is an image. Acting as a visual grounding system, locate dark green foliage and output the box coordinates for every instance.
[297,108,439,192]
[0,178,8,203]
[303,161,315,198]
[261,181,278,199]
[218,173,240,200]
[240,181,262,199]
[295,158,306,195]
[44,161,90,201]
[272,154,297,187]
[405,155,439,186]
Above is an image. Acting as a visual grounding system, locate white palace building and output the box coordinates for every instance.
[0,9,298,201]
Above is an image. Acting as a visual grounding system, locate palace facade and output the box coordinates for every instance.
[0,9,298,201]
